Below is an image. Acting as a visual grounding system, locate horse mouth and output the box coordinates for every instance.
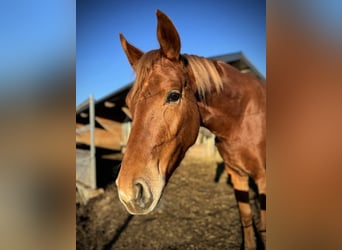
[124,199,155,215]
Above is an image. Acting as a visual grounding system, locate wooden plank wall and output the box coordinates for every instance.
[76,116,123,151]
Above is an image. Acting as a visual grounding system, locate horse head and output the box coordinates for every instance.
[116,10,200,214]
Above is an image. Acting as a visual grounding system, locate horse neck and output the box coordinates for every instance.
[196,61,266,138]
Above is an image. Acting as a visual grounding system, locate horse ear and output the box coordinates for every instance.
[119,33,144,70]
[156,10,181,60]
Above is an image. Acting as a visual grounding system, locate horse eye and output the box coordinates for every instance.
[166,92,181,103]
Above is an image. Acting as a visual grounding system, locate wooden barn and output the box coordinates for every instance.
[76,51,265,201]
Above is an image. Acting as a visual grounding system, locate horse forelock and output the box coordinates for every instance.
[128,50,161,102]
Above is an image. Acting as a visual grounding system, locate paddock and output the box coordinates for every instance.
[76,151,262,250]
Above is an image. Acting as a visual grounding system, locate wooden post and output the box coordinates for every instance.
[89,94,96,189]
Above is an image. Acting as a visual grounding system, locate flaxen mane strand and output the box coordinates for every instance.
[184,54,223,99]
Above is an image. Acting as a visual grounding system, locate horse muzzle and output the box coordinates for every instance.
[117,178,161,215]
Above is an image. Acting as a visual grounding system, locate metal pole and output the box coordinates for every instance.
[89,94,96,189]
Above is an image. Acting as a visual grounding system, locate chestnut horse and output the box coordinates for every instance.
[116,10,266,249]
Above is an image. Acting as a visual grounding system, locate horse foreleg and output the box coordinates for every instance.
[229,170,257,250]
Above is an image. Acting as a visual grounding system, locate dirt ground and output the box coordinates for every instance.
[76,152,263,250]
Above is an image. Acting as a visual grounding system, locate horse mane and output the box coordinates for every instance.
[131,50,223,100]
[183,54,223,99]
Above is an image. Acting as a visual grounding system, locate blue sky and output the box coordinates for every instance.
[76,0,266,105]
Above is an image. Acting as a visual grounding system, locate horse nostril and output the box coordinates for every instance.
[134,179,152,209]
[135,182,144,200]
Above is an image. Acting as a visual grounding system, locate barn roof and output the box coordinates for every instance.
[76,51,265,125]
[209,51,265,82]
